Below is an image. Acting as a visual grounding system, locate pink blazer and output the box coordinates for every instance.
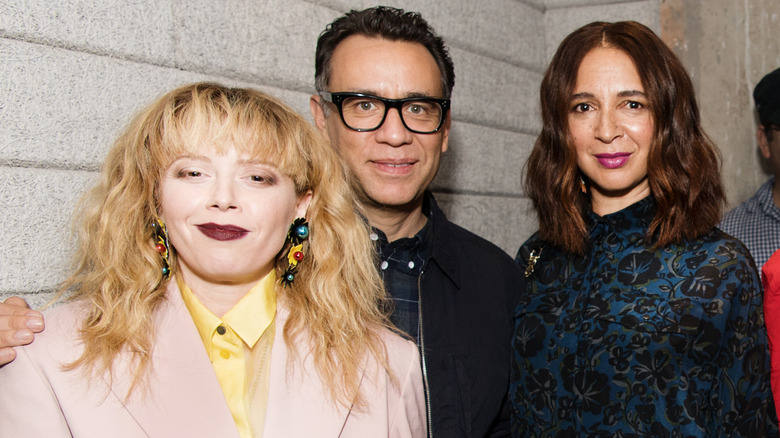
[0,282,426,437]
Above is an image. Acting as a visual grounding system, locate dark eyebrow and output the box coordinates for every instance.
[569,90,646,101]
[617,90,646,98]
[344,89,441,99]
[570,92,594,101]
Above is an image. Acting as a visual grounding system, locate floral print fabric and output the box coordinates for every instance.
[511,197,777,437]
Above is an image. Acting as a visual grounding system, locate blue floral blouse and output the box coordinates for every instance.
[511,197,777,437]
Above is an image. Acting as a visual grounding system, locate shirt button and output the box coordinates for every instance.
[642,314,651,321]
[216,325,226,335]
[370,233,379,241]
[408,261,415,269]
[380,260,389,270]
[220,350,230,359]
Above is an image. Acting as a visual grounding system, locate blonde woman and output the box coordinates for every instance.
[0,83,425,437]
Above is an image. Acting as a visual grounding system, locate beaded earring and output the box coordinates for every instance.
[280,218,309,286]
[152,217,172,278]
[579,176,587,194]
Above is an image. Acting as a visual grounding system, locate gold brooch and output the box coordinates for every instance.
[524,248,543,278]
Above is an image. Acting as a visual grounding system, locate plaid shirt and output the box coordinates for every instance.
[719,177,780,270]
[371,219,430,344]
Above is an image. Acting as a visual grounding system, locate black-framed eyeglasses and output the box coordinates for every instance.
[320,92,450,134]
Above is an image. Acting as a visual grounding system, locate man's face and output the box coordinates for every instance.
[311,35,450,210]
[759,125,780,178]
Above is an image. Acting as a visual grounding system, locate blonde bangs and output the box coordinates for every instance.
[148,85,315,196]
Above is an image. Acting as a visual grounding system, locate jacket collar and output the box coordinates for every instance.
[425,191,462,288]
[111,281,241,437]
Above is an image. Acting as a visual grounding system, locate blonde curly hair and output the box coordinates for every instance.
[58,82,393,407]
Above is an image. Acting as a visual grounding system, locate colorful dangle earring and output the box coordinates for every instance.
[152,217,172,278]
[281,218,309,287]
[579,176,587,194]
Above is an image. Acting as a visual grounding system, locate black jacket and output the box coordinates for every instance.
[420,194,521,438]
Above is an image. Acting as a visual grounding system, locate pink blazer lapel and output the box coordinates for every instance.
[110,282,241,437]
[263,305,356,437]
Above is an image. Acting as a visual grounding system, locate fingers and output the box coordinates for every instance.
[0,322,39,351]
[3,296,31,310]
[0,298,42,330]
[0,347,17,367]
[0,298,44,354]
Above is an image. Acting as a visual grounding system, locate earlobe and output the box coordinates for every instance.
[296,190,314,218]
[758,126,771,159]
[440,114,451,153]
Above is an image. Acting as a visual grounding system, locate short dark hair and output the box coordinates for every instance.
[754,67,780,142]
[314,6,455,98]
[525,21,725,254]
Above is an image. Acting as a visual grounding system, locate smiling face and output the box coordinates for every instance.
[569,47,655,215]
[160,146,311,291]
[311,35,450,212]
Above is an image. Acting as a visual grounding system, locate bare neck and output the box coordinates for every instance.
[590,184,651,217]
[364,202,428,242]
[179,269,259,318]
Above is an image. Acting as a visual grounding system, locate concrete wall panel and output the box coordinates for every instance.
[0,39,206,169]
[544,0,660,61]
[175,0,338,91]
[451,47,542,134]
[661,0,780,207]
[0,0,174,64]
[0,167,95,294]
[544,0,647,10]
[434,123,532,196]
[369,0,545,70]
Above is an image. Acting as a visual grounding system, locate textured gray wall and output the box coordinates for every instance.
[0,0,658,307]
[660,0,780,209]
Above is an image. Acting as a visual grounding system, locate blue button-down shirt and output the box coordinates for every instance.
[719,177,780,270]
[372,220,430,343]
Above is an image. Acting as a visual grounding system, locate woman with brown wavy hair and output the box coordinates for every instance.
[511,21,775,436]
[0,83,424,437]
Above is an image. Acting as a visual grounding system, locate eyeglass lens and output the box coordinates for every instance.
[340,96,443,132]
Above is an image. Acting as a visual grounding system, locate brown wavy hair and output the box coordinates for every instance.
[57,83,393,407]
[525,21,725,254]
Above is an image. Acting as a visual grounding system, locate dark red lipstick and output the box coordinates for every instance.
[196,223,249,241]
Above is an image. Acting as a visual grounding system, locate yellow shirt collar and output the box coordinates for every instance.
[179,271,277,350]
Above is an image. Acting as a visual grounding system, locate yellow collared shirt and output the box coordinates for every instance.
[179,272,276,438]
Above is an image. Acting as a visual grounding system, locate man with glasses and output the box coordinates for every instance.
[310,7,519,438]
[720,67,780,270]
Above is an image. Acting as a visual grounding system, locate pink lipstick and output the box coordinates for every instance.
[595,153,631,169]
[196,223,249,241]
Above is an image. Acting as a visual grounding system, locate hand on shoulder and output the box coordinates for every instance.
[0,297,43,366]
